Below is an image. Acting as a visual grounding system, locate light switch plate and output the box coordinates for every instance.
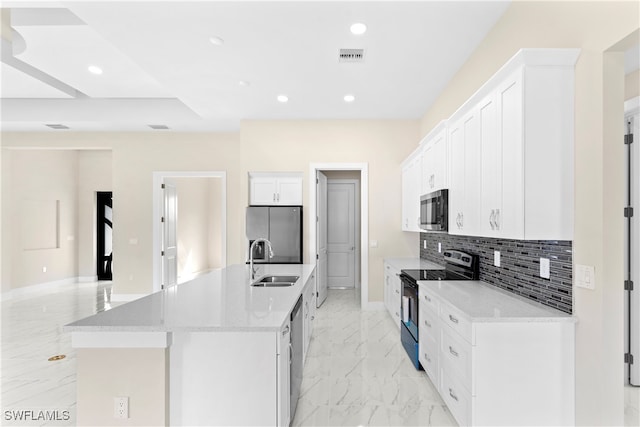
[576,264,595,290]
[370,240,378,248]
[494,251,500,267]
[540,258,550,279]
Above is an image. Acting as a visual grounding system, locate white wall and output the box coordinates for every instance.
[173,177,223,282]
[418,2,639,425]
[3,150,79,289]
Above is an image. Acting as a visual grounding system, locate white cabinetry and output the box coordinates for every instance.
[383,261,402,328]
[448,107,481,236]
[418,282,575,426]
[303,272,316,361]
[421,121,448,194]
[277,321,291,427]
[455,49,578,240]
[401,150,422,232]
[250,173,303,206]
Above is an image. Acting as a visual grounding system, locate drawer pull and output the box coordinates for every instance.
[448,314,459,324]
[424,320,431,328]
[448,346,459,357]
[282,325,290,335]
[448,388,459,402]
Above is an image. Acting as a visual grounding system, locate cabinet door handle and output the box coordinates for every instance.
[448,314,459,324]
[449,346,459,357]
[424,319,431,328]
[460,212,464,227]
[395,273,401,277]
[395,289,400,294]
[424,353,431,363]
[424,295,431,302]
[282,325,290,335]
[273,193,276,202]
[495,208,500,230]
[490,209,496,230]
[311,316,314,321]
[448,388,459,402]
[395,311,399,317]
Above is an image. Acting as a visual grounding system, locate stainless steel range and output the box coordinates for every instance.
[399,250,479,369]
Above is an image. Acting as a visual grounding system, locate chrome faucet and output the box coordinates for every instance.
[249,238,274,281]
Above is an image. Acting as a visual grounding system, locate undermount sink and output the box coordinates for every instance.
[251,275,300,287]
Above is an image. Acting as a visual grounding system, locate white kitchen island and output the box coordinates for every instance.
[65,264,316,427]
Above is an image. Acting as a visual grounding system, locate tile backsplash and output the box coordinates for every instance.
[420,232,573,314]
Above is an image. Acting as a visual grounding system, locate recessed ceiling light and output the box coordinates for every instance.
[344,94,356,103]
[209,36,224,46]
[277,95,289,103]
[350,23,367,35]
[87,65,103,75]
[239,80,251,87]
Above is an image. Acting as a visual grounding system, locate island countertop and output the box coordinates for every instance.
[65,264,316,333]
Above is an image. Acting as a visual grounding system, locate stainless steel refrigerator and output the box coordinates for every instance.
[246,206,303,264]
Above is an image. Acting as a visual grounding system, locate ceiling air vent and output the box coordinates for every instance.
[339,48,365,63]
[148,124,170,130]
[45,124,69,130]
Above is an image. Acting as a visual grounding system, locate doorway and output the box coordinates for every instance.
[309,163,368,310]
[152,172,227,292]
[96,191,113,281]
[326,177,360,289]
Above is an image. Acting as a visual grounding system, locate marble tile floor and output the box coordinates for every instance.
[1,281,118,426]
[292,289,457,427]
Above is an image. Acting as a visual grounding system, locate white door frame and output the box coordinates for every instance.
[152,171,227,293]
[327,178,360,289]
[309,163,369,309]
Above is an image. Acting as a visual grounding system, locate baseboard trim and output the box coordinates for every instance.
[2,277,82,302]
[78,275,99,283]
[111,293,147,302]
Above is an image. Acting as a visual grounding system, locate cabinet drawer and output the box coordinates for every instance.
[419,305,439,343]
[440,324,472,390]
[419,331,439,385]
[419,286,439,315]
[440,303,472,343]
[440,368,470,427]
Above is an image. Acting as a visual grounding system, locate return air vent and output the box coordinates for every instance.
[339,48,365,63]
[148,124,170,130]
[45,124,69,130]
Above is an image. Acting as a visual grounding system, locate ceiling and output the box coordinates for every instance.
[0,1,517,132]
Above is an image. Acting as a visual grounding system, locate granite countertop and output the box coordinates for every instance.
[65,264,316,333]
[418,280,575,323]
[384,257,445,271]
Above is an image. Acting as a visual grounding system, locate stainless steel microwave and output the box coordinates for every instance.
[420,189,448,232]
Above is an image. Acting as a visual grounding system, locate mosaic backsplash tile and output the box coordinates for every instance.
[420,232,573,314]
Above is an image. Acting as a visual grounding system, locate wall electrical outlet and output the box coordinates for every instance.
[540,258,550,279]
[494,251,500,267]
[114,396,129,419]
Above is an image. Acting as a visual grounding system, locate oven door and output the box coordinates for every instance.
[400,275,419,342]
[420,189,448,232]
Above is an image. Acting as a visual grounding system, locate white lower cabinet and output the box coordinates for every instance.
[277,321,291,427]
[383,262,402,328]
[418,283,575,426]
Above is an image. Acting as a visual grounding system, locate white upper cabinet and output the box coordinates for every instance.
[452,48,578,240]
[421,121,448,194]
[448,107,481,236]
[250,172,303,206]
[401,148,422,232]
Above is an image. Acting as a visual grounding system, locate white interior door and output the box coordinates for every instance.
[327,181,355,288]
[316,172,328,307]
[163,181,178,289]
